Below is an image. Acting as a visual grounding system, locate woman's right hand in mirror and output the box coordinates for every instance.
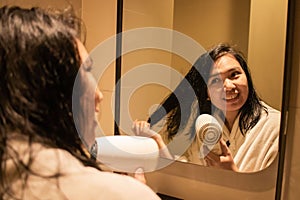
[204,140,239,172]
[132,120,174,159]
[131,120,157,138]
[131,120,165,148]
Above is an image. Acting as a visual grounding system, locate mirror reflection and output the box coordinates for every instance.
[120,0,287,172]
[132,43,281,172]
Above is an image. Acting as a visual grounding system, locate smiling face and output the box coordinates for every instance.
[207,54,249,118]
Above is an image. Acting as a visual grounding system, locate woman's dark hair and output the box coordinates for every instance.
[0,5,99,198]
[149,43,266,140]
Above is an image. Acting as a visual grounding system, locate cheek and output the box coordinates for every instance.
[208,85,228,107]
[207,87,225,106]
[210,95,222,105]
[241,85,249,100]
[208,86,223,98]
[239,78,249,98]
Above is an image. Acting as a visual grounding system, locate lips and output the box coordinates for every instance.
[225,93,238,100]
[223,90,239,101]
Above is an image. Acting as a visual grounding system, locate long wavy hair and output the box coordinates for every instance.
[149,43,266,140]
[0,6,100,198]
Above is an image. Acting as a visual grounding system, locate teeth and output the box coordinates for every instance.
[225,92,238,100]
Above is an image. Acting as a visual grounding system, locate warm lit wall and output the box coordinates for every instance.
[82,0,175,136]
[82,0,117,136]
[172,0,250,76]
[248,0,287,110]
[120,0,174,135]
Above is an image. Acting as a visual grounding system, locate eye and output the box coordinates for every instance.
[208,77,221,85]
[82,57,93,71]
[230,71,241,79]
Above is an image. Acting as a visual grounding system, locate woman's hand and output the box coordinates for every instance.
[131,120,164,148]
[204,139,239,172]
[131,120,157,138]
[131,120,173,159]
[133,168,147,184]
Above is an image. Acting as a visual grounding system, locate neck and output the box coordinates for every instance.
[225,111,239,131]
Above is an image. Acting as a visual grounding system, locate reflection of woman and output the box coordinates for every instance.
[133,43,280,172]
[0,6,160,199]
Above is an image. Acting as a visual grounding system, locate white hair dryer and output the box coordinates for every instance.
[195,114,223,157]
[92,136,159,173]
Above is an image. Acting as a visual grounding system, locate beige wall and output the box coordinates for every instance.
[248,0,287,110]
[82,0,117,136]
[172,0,250,75]
[120,0,174,135]
[82,0,175,136]
[82,0,116,52]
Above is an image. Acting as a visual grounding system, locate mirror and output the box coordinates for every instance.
[115,0,288,172]
[0,0,290,198]
[2,0,287,172]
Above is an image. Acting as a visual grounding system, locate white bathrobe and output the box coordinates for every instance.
[231,103,280,172]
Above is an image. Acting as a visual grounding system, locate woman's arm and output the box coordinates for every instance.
[132,120,174,159]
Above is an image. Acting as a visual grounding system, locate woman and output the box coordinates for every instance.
[133,43,280,172]
[0,6,160,199]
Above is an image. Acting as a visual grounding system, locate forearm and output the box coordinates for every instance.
[151,134,174,160]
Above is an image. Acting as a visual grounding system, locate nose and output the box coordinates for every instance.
[95,87,103,112]
[223,78,235,91]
